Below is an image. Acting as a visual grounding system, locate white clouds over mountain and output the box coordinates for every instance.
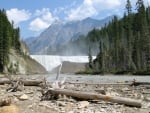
[6,8,31,26]
[29,8,58,31]
[5,0,150,37]
[66,0,122,21]
[66,0,150,21]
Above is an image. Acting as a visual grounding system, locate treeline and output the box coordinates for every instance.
[86,0,150,74]
[0,9,21,72]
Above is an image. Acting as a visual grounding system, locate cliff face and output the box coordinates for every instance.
[4,42,47,75]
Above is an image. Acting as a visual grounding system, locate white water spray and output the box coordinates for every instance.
[31,55,95,72]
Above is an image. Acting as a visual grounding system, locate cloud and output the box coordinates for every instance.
[29,8,58,31]
[6,8,31,25]
[66,0,121,21]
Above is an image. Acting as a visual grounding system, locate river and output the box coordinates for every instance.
[32,74,150,83]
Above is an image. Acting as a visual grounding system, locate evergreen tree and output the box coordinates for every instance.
[0,9,21,73]
[126,0,132,15]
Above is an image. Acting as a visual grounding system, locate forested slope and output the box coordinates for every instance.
[85,0,150,74]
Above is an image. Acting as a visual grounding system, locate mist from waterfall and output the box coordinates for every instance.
[31,55,96,72]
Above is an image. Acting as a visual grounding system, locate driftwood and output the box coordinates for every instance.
[0,78,43,86]
[0,78,10,85]
[131,81,150,86]
[0,97,11,106]
[7,79,23,92]
[66,82,130,85]
[42,89,142,107]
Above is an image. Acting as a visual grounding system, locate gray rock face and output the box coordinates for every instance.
[25,16,113,54]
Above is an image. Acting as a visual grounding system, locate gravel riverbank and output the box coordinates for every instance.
[0,74,150,113]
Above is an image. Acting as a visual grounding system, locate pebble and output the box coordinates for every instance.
[77,101,89,109]
[121,87,130,92]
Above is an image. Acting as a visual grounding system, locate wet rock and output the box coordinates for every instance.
[19,94,28,100]
[77,101,89,109]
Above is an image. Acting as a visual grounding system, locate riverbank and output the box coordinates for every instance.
[0,74,150,113]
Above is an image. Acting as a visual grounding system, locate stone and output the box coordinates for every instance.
[57,101,66,107]
[145,97,150,101]
[100,108,106,112]
[0,105,21,113]
[19,94,28,100]
[13,93,22,97]
[106,91,119,96]
[121,87,130,92]
[77,101,89,109]
[25,91,34,94]
[68,111,74,113]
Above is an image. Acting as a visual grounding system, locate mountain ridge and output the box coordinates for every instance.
[25,16,114,55]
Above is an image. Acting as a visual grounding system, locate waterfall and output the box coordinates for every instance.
[31,55,95,71]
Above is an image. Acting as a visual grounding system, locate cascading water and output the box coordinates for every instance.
[31,55,95,72]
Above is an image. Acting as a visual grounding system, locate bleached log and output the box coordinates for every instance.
[66,82,130,85]
[0,78,43,86]
[43,89,142,107]
[0,78,10,85]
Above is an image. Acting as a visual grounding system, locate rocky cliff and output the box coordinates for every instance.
[4,41,47,75]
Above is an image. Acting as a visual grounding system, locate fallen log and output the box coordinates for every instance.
[42,89,142,107]
[0,97,11,106]
[66,82,131,85]
[0,78,11,85]
[0,78,43,86]
[131,81,150,86]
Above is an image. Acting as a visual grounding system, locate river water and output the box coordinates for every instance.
[38,74,150,83]
[30,55,149,83]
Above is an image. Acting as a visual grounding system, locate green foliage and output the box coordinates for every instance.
[83,0,150,74]
[0,9,21,73]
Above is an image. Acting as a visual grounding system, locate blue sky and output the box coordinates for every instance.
[0,0,149,39]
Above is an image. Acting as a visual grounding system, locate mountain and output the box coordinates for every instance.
[25,16,113,55]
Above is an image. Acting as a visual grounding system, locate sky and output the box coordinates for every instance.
[0,0,150,39]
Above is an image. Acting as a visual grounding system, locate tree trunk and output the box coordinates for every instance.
[43,89,142,107]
